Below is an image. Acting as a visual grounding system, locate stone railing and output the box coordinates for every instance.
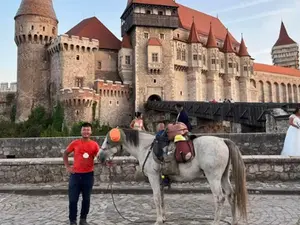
[0,133,286,158]
[0,156,299,184]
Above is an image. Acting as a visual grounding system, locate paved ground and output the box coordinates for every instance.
[2,181,300,195]
[0,193,300,225]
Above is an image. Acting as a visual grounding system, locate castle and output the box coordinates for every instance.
[11,0,300,127]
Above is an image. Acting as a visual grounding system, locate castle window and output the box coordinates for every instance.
[31,25,34,30]
[236,63,239,72]
[20,25,23,32]
[244,66,248,71]
[146,10,151,14]
[109,101,112,105]
[52,27,56,34]
[116,101,119,106]
[43,26,45,31]
[203,55,206,65]
[152,53,158,62]
[144,32,149,39]
[158,11,164,15]
[125,56,131,65]
[228,62,233,68]
[76,55,80,60]
[181,49,186,61]
[98,61,102,70]
[177,49,181,60]
[177,34,180,38]
[119,56,123,65]
[154,79,156,83]
[180,91,183,96]
[75,77,83,88]
[160,34,165,40]
[193,55,198,61]
[211,59,216,64]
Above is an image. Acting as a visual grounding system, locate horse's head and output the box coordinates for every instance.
[100,128,126,162]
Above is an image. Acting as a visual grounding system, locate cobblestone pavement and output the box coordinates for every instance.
[0,193,300,225]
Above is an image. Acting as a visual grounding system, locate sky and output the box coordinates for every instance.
[1,0,300,83]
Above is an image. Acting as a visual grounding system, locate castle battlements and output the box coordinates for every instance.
[48,34,99,55]
[95,79,132,98]
[60,87,99,107]
[0,82,17,92]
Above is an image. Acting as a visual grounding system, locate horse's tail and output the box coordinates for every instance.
[223,139,248,220]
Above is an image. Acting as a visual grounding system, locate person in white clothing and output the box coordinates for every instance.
[281,108,300,156]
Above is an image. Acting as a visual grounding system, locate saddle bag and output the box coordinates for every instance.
[175,140,194,163]
[166,122,189,141]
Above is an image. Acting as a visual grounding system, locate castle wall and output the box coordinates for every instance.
[95,50,118,73]
[95,80,133,127]
[253,71,300,103]
[132,27,175,110]
[174,70,188,100]
[60,87,99,126]
[48,35,99,90]
[15,15,58,122]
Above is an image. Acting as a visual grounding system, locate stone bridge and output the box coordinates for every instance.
[146,101,299,128]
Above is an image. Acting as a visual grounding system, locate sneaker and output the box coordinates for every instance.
[79,219,89,225]
[70,222,77,225]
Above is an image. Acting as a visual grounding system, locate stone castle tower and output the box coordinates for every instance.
[271,21,299,69]
[121,0,179,110]
[14,0,58,122]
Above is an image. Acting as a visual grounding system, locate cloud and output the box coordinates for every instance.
[224,8,294,24]
[210,0,279,14]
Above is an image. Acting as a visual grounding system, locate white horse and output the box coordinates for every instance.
[100,129,248,225]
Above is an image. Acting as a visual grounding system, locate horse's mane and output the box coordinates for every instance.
[121,128,140,147]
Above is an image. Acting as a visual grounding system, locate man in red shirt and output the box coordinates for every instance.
[63,122,100,225]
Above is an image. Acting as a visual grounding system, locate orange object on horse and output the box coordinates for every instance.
[166,122,189,140]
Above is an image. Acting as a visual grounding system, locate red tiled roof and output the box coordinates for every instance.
[221,31,235,53]
[254,63,300,77]
[239,37,250,57]
[121,34,132,48]
[187,21,200,43]
[148,37,162,46]
[206,23,217,48]
[177,4,238,45]
[66,17,121,50]
[127,0,178,7]
[273,21,296,47]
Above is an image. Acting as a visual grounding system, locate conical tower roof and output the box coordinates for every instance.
[222,30,235,53]
[273,21,296,47]
[188,19,200,43]
[238,36,250,57]
[121,33,132,48]
[206,22,217,48]
[15,0,58,22]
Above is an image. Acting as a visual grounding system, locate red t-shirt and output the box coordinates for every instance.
[66,139,100,173]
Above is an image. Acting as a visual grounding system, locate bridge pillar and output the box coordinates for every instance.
[239,77,251,102]
[206,72,218,100]
[187,68,203,101]
[223,74,235,100]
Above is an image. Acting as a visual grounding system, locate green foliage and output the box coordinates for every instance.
[10,104,16,123]
[6,93,15,106]
[0,103,111,138]
[70,120,111,137]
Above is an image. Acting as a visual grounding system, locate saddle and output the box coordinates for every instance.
[152,124,196,176]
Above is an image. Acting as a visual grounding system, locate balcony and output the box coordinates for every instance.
[122,12,179,36]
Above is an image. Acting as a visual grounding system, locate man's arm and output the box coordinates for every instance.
[63,142,75,173]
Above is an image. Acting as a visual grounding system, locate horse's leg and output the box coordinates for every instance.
[160,184,166,222]
[206,174,225,225]
[148,174,164,225]
[221,167,237,225]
